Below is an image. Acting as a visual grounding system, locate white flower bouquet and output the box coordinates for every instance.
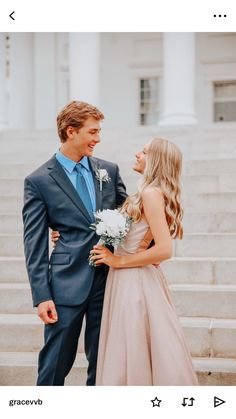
[89,209,133,266]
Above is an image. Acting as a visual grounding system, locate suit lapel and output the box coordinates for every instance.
[89,157,103,211]
[47,156,92,223]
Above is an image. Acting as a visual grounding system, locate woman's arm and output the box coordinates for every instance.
[119,187,172,267]
[91,187,173,268]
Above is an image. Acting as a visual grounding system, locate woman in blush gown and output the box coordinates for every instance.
[91,138,198,386]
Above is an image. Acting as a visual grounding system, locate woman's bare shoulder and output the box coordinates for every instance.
[141,186,164,201]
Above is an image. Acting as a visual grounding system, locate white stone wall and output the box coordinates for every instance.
[196,33,236,125]
[100,33,163,128]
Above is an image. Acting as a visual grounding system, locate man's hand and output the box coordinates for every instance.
[51,230,60,248]
[37,300,58,324]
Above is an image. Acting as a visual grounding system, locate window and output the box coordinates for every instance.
[214,81,236,122]
[139,78,159,125]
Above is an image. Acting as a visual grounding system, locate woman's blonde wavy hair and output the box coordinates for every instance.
[122,138,183,239]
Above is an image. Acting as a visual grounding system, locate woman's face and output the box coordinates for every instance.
[133,143,149,174]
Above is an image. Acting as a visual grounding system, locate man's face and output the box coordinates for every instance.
[133,143,149,174]
[68,117,101,157]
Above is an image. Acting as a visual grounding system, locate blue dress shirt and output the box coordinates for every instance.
[56,150,96,212]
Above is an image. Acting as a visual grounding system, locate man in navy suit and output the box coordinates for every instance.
[23,101,127,385]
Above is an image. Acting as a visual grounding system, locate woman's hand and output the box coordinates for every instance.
[51,230,60,248]
[90,245,121,268]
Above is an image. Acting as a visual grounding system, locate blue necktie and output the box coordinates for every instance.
[75,164,94,220]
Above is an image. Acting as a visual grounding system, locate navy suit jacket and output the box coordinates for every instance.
[22,155,127,307]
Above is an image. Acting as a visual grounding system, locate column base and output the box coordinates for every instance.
[158,113,198,126]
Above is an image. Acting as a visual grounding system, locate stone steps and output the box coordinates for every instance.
[0,234,24,257]
[0,352,87,386]
[1,232,236,257]
[195,357,236,386]
[0,257,27,283]
[175,233,236,257]
[0,158,236,179]
[1,211,236,234]
[162,257,236,285]
[0,164,38,178]
[114,137,236,161]
[0,196,23,212]
[190,140,236,160]
[0,351,235,385]
[1,256,236,285]
[2,174,236,195]
[182,175,236,193]
[0,127,236,161]
[1,282,236,319]
[0,144,236,385]
[119,158,236,179]
[183,158,236,175]
[182,317,236,358]
[0,135,58,164]
[184,193,236,213]
[1,314,236,359]
[1,192,236,218]
[0,283,33,314]
[183,212,236,233]
[0,214,23,234]
[120,189,236,213]
[0,314,85,353]
[0,179,25,195]
[171,284,236,319]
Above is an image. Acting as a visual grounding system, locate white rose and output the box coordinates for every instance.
[99,169,108,180]
[96,221,106,235]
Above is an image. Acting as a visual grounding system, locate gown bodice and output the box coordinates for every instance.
[115,218,153,255]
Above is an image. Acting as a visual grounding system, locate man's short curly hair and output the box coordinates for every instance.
[57,101,104,142]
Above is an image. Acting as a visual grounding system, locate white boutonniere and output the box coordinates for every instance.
[95,168,111,191]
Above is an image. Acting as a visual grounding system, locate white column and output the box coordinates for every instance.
[0,34,7,130]
[69,33,100,106]
[34,33,56,129]
[8,34,33,129]
[159,33,197,126]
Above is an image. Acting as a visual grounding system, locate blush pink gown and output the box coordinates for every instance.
[96,219,198,385]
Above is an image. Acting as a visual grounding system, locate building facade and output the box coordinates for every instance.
[0,32,236,131]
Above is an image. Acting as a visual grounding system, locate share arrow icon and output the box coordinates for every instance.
[214,396,226,408]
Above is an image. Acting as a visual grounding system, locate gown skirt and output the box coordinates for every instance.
[95,220,198,386]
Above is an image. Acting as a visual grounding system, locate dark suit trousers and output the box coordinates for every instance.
[37,268,106,386]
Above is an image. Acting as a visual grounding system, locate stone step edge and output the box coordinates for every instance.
[170,284,236,292]
[2,174,236,180]
[0,256,25,261]
[0,212,236,218]
[2,282,236,292]
[1,256,236,262]
[1,256,236,265]
[0,352,235,373]
[0,352,87,367]
[3,192,236,197]
[193,357,236,373]
[1,211,236,216]
[1,314,236,329]
[2,232,236,237]
[0,212,24,216]
[0,212,236,217]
